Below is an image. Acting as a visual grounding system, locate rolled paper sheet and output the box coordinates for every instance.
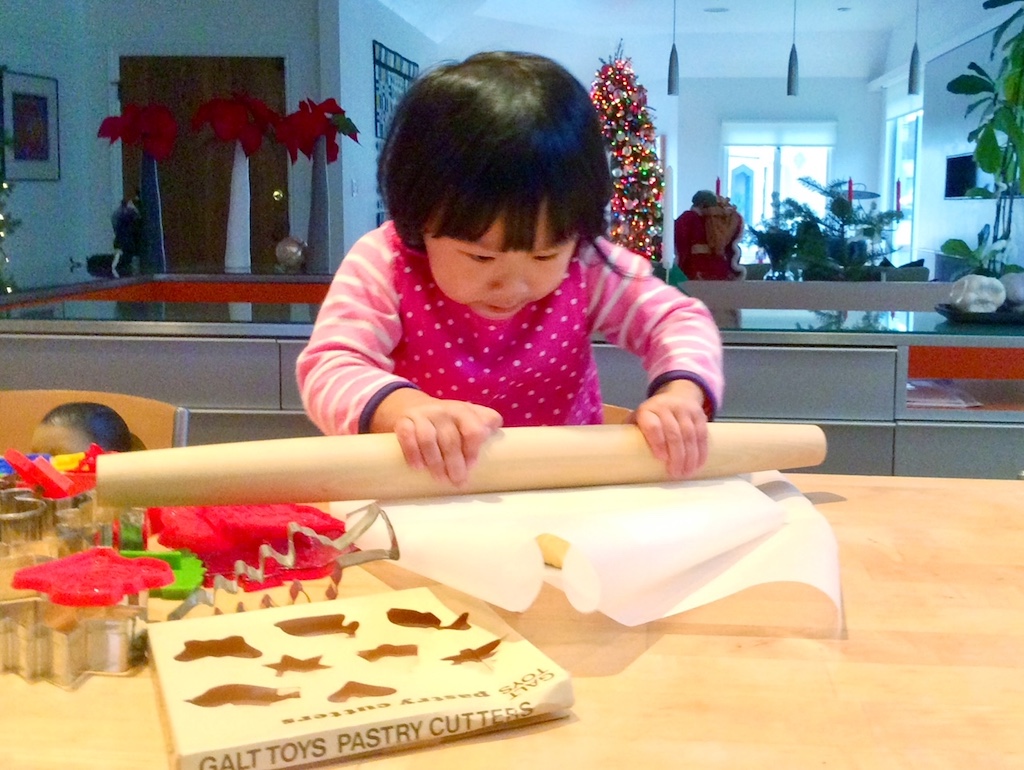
[95,422,827,509]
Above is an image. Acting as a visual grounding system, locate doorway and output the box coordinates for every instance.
[118,56,289,273]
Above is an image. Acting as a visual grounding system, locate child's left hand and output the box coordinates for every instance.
[632,379,708,479]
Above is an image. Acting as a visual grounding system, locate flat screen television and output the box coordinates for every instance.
[944,153,978,198]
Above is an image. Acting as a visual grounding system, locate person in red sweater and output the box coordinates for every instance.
[674,190,745,281]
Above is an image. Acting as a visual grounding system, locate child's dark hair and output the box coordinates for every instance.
[379,51,613,252]
[40,402,132,453]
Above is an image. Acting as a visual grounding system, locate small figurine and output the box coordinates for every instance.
[88,197,144,278]
[112,196,143,258]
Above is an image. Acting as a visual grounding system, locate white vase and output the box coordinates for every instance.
[224,141,251,274]
[306,135,330,274]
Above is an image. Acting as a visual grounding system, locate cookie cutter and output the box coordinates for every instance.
[0,489,48,559]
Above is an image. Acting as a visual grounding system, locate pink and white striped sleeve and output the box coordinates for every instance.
[296,229,413,435]
[583,240,724,416]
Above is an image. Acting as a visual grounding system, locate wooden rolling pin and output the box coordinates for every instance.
[94,422,826,509]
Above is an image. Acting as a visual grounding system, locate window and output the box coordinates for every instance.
[887,110,922,258]
[725,145,832,224]
[721,122,835,262]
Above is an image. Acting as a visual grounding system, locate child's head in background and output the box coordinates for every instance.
[30,402,133,455]
[379,51,613,254]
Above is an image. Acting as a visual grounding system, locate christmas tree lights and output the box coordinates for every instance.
[0,177,19,294]
[590,48,665,262]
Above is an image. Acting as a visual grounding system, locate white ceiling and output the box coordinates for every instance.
[377,0,911,44]
[373,0,1011,85]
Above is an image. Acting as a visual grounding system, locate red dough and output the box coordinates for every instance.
[12,547,174,606]
[149,504,348,590]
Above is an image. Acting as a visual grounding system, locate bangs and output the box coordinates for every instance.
[427,137,601,251]
[380,52,612,252]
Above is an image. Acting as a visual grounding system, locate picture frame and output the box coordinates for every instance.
[373,41,418,226]
[1,70,60,181]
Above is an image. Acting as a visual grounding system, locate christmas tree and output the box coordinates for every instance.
[0,176,19,294]
[590,46,665,262]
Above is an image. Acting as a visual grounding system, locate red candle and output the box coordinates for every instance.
[896,180,902,212]
[715,177,721,196]
[848,178,854,202]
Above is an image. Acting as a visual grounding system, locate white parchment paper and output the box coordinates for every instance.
[338,471,840,627]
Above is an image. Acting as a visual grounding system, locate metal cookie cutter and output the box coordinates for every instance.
[0,488,48,559]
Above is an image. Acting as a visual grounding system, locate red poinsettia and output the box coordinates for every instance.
[98,103,178,162]
[192,93,280,156]
[275,98,359,164]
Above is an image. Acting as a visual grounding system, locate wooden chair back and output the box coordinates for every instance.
[602,403,633,424]
[0,389,189,452]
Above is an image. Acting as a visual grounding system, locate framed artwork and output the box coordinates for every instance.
[1,70,60,181]
[373,41,419,225]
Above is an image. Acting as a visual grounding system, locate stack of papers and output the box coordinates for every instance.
[906,379,983,409]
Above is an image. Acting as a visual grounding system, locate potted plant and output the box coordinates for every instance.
[939,224,1010,279]
[943,0,1024,278]
[784,178,903,281]
[747,193,798,279]
[274,98,360,274]
[97,103,179,274]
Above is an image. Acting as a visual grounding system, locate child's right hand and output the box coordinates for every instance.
[372,390,503,486]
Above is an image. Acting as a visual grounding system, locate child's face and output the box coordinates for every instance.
[30,423,93,456]
[424,213,576,321]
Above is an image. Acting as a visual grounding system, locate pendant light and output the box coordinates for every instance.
[908,0,922,95]
[787,0,799,96]
[667,0,679,95]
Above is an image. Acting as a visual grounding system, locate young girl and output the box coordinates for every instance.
[297,51,723,486]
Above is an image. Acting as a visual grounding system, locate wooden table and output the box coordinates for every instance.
[1,473,1022,769]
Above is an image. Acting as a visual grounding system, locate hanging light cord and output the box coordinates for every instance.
[792,0,797,45]
[673,0,677,46]
[915,0,920,41]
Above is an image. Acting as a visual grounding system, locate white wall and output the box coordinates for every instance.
[873,1,1023,273]
[1,0,93,289]
[336,0,437,258]
[427,24,886,227]
[915,30,1018,266]
[879,0,1014,78]
[430,0,1024,263]
[5,0,985,286]
[1,0,323,288]
[0,0,440,282]
[671,77,885,223]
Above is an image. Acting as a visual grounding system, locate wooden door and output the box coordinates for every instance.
[119,56,289,273]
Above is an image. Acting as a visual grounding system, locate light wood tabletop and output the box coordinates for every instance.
[1,473,1022,770]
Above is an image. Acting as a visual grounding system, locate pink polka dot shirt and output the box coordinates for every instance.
[297,223,723,435]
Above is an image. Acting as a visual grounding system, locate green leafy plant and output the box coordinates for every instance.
[746,178,905,281]
[945,0,1024,275]
[0,176,20,294]
[784,177,903,281]
[746,193,798,277]
[941,225,1024,277]
[0,67,20,293]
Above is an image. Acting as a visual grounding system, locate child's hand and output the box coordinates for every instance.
[633,379,708,479]
[374,390,503,486]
